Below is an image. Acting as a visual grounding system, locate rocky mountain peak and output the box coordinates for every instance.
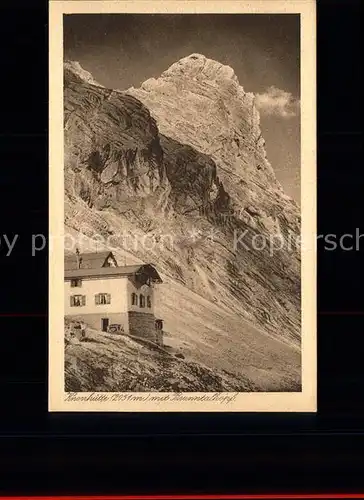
[64,60,103,87]
[160,53,239,84]
[127,54,297,234]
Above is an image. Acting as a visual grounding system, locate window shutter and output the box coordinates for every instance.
[95,294,99,305]
[70,296,74,307]
[107,293,111,304]
[82,295,86,306]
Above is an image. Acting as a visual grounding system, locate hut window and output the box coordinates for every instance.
[139,294,145,308]
[95,293,111,305]
[147,296,152,308]
[71,279,82,287]
[155,319,163,330]
[131,293,138,306]
[70,295,86,307]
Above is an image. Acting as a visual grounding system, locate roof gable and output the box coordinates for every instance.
[65,262,162,283]
[64,251,117,270]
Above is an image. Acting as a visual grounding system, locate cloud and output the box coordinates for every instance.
[255,86,300,118]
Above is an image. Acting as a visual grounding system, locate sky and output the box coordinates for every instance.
[64,14,301,203]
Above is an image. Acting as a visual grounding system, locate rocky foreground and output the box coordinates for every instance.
[65,324,300,393]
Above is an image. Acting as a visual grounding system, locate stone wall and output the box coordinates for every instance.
[65,311,164,345]
[155,329,163,346]
[128,311,158,342]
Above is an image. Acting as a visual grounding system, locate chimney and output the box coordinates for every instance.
[75,247,81,269]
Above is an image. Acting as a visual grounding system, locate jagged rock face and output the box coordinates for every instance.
[64,70,170,220]
[128,53,300,239]
[64,60,226,219]
[160,135,230,215]
[64,55,301,371]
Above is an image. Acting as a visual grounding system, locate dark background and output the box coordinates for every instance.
[0,0,363,495]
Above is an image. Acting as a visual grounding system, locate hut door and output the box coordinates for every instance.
[101,318,109,332]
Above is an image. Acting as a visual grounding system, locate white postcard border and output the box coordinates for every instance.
[49,0,316,412]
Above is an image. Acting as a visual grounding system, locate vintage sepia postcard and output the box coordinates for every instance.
[49,0,316,412]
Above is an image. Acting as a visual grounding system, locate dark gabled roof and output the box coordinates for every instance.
[65,263,163,283]
[65,251,115,270]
